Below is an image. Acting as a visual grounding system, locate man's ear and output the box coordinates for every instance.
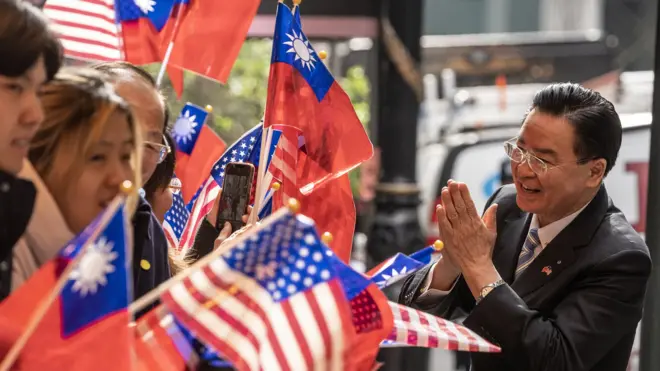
[587,159,606,187]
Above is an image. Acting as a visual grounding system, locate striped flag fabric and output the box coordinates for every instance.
[43,0,123,62]
[385,302,501,353]
[163,177,189,249]
[161,211,353,371]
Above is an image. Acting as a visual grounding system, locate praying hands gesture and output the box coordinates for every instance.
[433,180,502,299]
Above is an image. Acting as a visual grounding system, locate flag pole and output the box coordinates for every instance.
[155,3,187,88]
[250,125,273,224]
[249,0,303,223]
[0,191,130,371]
[129,204,294,315]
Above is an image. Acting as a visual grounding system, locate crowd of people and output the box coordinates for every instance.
[0,1,654,370]
[0,0,242,327]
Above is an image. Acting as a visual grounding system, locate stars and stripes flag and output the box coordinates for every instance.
[43,0,123,62]
[161,211,353,371]
[175,123,280,255]
[163,176,189,249]
[256,125,301,219]
[384,302,501,353]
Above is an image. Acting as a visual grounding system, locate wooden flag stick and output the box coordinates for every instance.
[0,195,126,371]
[129,205,292,315]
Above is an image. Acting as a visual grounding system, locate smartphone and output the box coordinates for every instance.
[216,162,255,231]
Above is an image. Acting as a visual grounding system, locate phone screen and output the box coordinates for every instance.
[216,163,254,231]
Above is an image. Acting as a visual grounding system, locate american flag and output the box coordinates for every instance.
[161,211,352,371]
[43,0,124,61]
[256,126,298,219]
[163,183,190,249]
[176,123,280,255]
[385,301,501,353]
[267,127,299,210]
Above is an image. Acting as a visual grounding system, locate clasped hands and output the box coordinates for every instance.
[432,180,501,298]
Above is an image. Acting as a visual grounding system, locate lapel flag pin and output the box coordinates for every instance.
[542,266,552,276]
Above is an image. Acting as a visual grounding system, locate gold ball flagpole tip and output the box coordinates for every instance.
[119,180,134,194]
[318,50,328,60]
[433,240,444,251]
[321,232,333,245]
[271,182,281,191]
[293,0,302,5]
[205,104,213,113]
[287,198,301,213]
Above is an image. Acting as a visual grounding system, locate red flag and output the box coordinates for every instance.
[267,127,355,263]
[329,259,394,370]
[264,3,373,194]
[176,124,226,203]
[300,172,355,263]
[345,285,394,370]
[166,0,260,84]
[0,201,132,370]
[134,305,199,371]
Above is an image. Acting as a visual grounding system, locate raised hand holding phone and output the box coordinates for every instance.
[206,162,255,249]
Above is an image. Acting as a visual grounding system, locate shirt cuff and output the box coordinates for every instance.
[417,261,458,300]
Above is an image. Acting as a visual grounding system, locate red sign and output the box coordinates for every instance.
[626,162,649,233]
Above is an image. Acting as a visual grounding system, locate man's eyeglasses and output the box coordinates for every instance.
[503,138,591,175]
[144,135,171,164]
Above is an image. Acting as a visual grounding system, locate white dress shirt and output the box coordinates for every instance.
[419,201,591,297]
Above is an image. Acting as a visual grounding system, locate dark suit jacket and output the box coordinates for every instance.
[399,184,651,371]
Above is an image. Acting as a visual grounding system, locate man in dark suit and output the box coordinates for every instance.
[399,83,651,371]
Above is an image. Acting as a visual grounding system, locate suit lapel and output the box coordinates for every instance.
[493,213,531,284]
[511,185,610,298]
[511,229,577,297]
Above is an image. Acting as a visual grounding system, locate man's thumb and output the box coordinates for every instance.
[483,204,498,232]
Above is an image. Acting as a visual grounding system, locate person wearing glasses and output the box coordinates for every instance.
[91,62,173,317]
[399,83,650,371]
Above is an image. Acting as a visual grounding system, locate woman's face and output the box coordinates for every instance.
[45,110,135,234]
[0,57,47,174]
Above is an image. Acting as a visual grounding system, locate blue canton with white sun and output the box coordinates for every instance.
[271,2,334,102]
[221,213,337,302]
[59,203,130,337]
[172,103,209,155]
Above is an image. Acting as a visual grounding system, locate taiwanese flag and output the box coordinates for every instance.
[165,0,261,85]
[171,103,227,203]
[115,0,184,94]
[330,256,394,370]
[264,2,374,194]
[300,172,355,264]
[0,198,132,370]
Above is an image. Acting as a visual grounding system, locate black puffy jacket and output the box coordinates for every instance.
[0,170,37,301]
